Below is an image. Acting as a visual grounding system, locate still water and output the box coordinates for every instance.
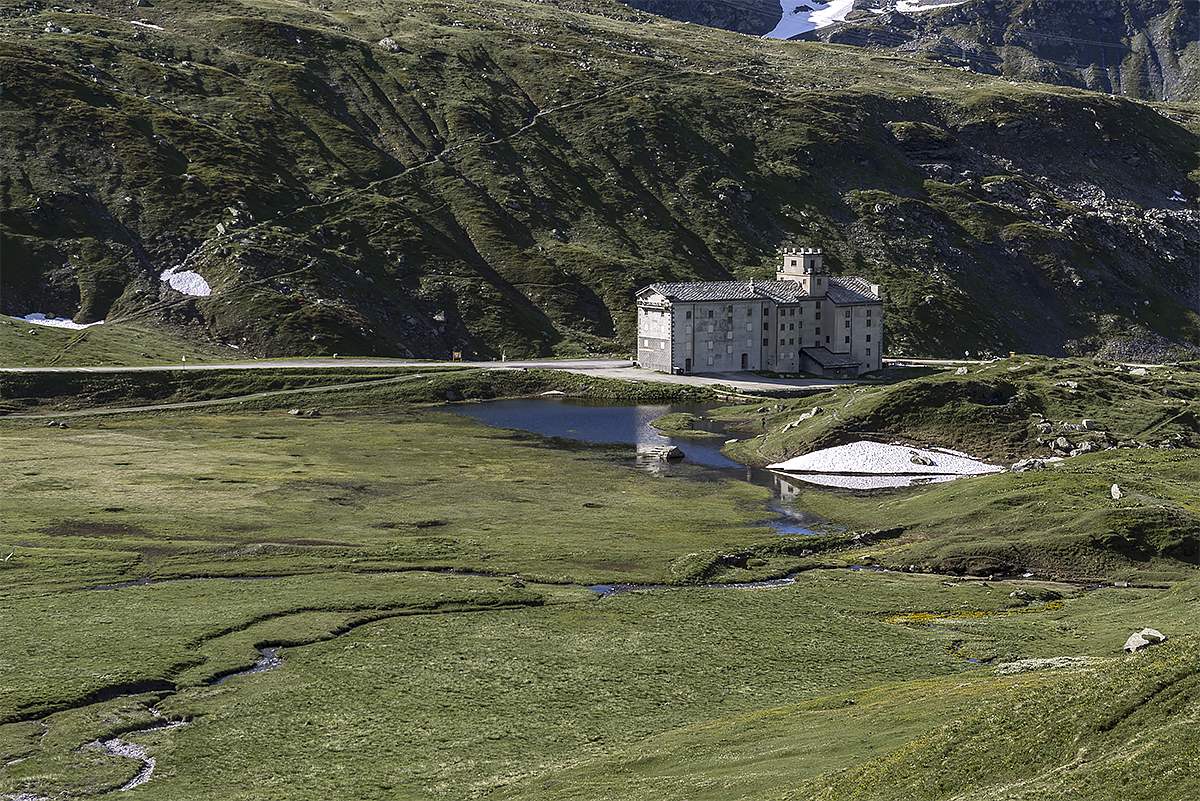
[448,398,833,535]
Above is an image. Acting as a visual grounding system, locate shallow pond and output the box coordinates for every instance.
[448,398,834,535]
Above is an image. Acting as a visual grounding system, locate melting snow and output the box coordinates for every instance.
[765,0,967,39]
[130,20,165,31]
[160,267,212,296]
[20,313,104,330]
[768,441,1001,489]
[766,0,855,38]
[896,0,966,10]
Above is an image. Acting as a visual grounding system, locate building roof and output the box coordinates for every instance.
[826,276,881,305]
[640,276,880,305]
[802,347,863,369]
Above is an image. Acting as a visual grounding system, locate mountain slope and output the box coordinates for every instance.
[806,0,1200,102]
[1,0,1198,360]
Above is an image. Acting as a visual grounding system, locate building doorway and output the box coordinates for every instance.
[684,358,692,373]
[740,353,748,370]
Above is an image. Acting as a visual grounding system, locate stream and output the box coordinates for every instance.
[448,398,835,535]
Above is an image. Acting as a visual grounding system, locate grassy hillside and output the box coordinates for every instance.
[2,0,1197,363]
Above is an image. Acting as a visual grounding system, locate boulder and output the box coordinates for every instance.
[1129,367,1149,376]
[1123,628,1167,653]
[1011,458,1046,472]
[954,366,969,375]
[909,452,937,467]
[1052,436,1073,452]
[1081,419,1099,430]
[1110,483,1123,500]
[377,36,402,52]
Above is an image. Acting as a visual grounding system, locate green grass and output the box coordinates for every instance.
[3,0,1196,362]
[0,316,241,367]
[0,366,1197,800]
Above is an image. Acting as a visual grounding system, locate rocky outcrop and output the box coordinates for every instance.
[803,0,1200,101]
[1123,627,1168,652]
[620,0,783,34]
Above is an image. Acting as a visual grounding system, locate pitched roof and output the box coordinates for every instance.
[640,276,881,305]
[826,276,881,305]
[802,347,862,369]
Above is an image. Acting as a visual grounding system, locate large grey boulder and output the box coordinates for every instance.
[1123,628,1167,653]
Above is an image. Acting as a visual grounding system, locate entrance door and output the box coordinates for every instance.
[684,358,692,373]
[740,353,748,370]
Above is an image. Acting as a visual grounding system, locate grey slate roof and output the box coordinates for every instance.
[641,276,880,305]
[826,276,881,305]
[802,347,862,369]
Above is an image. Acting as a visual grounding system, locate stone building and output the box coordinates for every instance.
[635,248,883,377]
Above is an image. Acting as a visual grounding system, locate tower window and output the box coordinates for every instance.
[708,310,714,318]
[866,334,872,343]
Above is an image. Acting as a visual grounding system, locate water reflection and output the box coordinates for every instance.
[447,398,836,535]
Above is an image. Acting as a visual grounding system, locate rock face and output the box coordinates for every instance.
[620,0,782,34]
[1123,627,1168,652]
[802,0,1200,102]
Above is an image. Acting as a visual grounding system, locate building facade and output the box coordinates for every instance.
[635,248,883,377]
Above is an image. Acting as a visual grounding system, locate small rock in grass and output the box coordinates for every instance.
[954,366,968,375]
[1110,483,1123,500]
[1123,628,1167,653]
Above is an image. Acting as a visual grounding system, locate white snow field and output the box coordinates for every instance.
[765,0,967,39]
[768,441,1001,489]
[160,266,212,296]
[20,313,105,330]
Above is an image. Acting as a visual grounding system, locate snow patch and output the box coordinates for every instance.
[765,0,966,39]
[130,20,164,31]
[896,0,966,11]
[784,473,960,490]
[766,0,855,39]
[20,313,104,330]
[160,266,212,296]
[769,441,1001,476]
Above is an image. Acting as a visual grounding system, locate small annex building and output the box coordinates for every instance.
[635,248,883,377]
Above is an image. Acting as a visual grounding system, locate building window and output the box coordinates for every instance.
[845,320,850,328]
[746,323,753,332]
[866,334,872,342]
[708,310,714,318]
[790,259,797,267]
[707,341,713,350]
[866,319,872,328]
[762,338,769,346]
[866,308,872,316]
[662,341,668,349]
[866,348,871,356]
[763,322,769,331]
[845,309,851,318]
[780,323,786,331]
[815,327,821,335]
[789,338,794,345]
[844,336,850,344]
[789,323,795,331]
[727,305,733,313]
[798,306,803,315]
[726,344,732,354]
[707,356,714,366]
[763,307,770,316]
[815,312,821,320]
[685,310,692,319]
[747,308,753,317]
[825,335,830,343]
[726,332,733,340]
[814,341,820,348]
[746,339,753,347]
